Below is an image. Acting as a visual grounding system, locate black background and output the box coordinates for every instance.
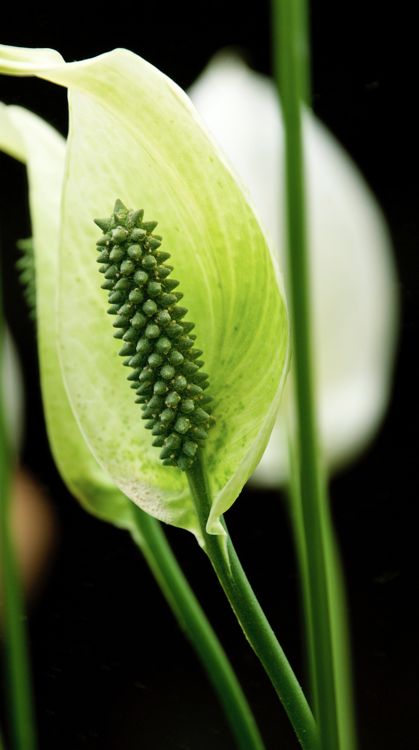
[0,1,418,748]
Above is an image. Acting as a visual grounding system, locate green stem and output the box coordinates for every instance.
[272,1,357,748]
[129,505,266,750]
[287,441,356,750]
[187,454,318,750]
[0,310,37,750]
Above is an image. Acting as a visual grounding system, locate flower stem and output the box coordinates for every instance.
[129,505,266,750]
[272,1,357,748]
[187,454,318,750]
[0,304,37,750]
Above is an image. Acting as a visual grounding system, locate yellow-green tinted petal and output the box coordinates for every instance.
[0,102,133,529]
[0,46,289,537]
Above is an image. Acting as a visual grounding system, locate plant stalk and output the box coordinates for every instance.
[272,1,357,748]
[0,293,37,750]
[187,454,318,750]
[130,505,267,750]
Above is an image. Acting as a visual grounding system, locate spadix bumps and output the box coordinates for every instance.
[16,238,36,321]
[95,200,214,471]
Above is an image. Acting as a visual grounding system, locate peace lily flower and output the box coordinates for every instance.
[189,53,399,484]
[0,45,289,541]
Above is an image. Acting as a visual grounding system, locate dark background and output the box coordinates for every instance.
[0,1,418,748]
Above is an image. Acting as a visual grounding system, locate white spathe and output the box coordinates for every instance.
[189,53,398,484]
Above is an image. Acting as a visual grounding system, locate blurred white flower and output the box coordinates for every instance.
[189,52,398,484]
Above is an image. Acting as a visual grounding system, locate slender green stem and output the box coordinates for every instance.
[129,505,266,750]
[296,0,312,107]
[286,440,356,750]
[187,454,318,750]
[272,1,357,748]
[0,305,37,749]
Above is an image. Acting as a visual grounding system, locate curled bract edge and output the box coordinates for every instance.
[0,101,135,532]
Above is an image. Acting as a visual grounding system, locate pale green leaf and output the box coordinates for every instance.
[0,46,289,538]
[0,102,134,530]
